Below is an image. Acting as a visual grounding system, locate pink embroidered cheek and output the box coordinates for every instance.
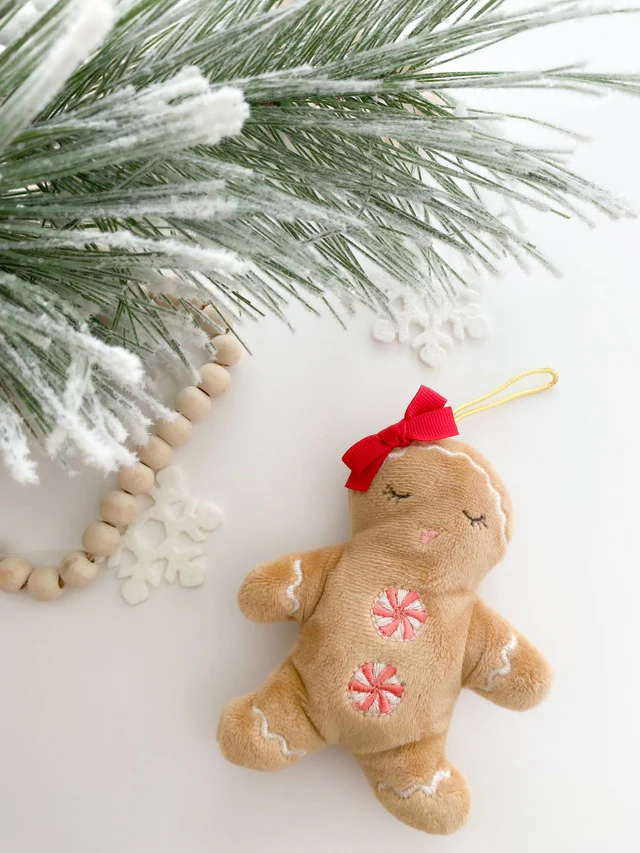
[371,587,427,641]
[348,663,405,716]
[419,528,440,546]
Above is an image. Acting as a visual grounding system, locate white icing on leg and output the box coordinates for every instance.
[378,769,451,798]
[480,634,518,691]
[251,705,307,757]
[285,558,303,615]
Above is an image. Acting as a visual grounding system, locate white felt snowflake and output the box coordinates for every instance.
[372,287,490,367]
[108,466,222,605]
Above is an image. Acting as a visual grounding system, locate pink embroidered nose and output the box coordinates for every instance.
[419,529,440,546]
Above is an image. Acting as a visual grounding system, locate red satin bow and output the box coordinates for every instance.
[342,387,459,491]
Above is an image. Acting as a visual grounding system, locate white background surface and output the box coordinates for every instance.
[1,10,639,853]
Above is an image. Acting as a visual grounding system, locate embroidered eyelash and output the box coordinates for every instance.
[463,509,487,528]
[384,484,412,501]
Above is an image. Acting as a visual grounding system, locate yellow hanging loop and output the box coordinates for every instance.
[453,368,559,422]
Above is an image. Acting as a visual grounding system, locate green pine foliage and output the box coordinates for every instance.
[0,0,638,482]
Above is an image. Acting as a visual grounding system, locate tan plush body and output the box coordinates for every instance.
[218,438,552,834]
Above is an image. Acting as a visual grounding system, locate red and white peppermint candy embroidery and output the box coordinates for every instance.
[348,662,405,716]
[371,587,426,641]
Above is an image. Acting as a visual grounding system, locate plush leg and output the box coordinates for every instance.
[217,658,324,771]
[356,733,471,835]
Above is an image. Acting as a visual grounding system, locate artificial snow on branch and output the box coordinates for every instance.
[0,0,638,482]
[0,0,116,149]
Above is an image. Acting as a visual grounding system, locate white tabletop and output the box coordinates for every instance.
[1,13,639,853]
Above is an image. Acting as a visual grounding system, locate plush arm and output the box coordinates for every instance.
[238,545,344,624]
[462,598,553,711]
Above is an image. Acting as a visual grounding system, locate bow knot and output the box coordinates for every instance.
[378,420,409,448]
[342,386,459,491]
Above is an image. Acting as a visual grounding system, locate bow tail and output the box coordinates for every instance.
[342,435,390,492]
[345,454,389,491]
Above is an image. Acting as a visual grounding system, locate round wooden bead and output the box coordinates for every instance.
[60,551,99,589]
[156,413,194,447]
[199,363,231,398]
[175,386,212,423]
[0,557,32,593]
[136,435,173,471]
[212,334,243,367]
[100,490,137,527]
[82,521,121,557]
[200,305,222,338]
[27,566,64,601]
[118,462,154,496]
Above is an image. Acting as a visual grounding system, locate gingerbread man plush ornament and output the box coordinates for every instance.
[218,381,554,834]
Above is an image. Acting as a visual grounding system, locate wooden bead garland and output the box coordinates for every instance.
[0,330,243,603]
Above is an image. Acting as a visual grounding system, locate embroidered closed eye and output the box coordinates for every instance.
[384,484,412,501]
[463,510,487,528]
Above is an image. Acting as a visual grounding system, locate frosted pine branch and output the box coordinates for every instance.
[0,0,638,482]
[0,3,251,480]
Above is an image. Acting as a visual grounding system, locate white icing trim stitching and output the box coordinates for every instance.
[387,449,408,459]
[480,634,518,691]
[251,705,307,757]
[285,558,302,614]
[378,769,451,799]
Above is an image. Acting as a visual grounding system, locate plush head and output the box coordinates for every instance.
[348,438,513,590]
